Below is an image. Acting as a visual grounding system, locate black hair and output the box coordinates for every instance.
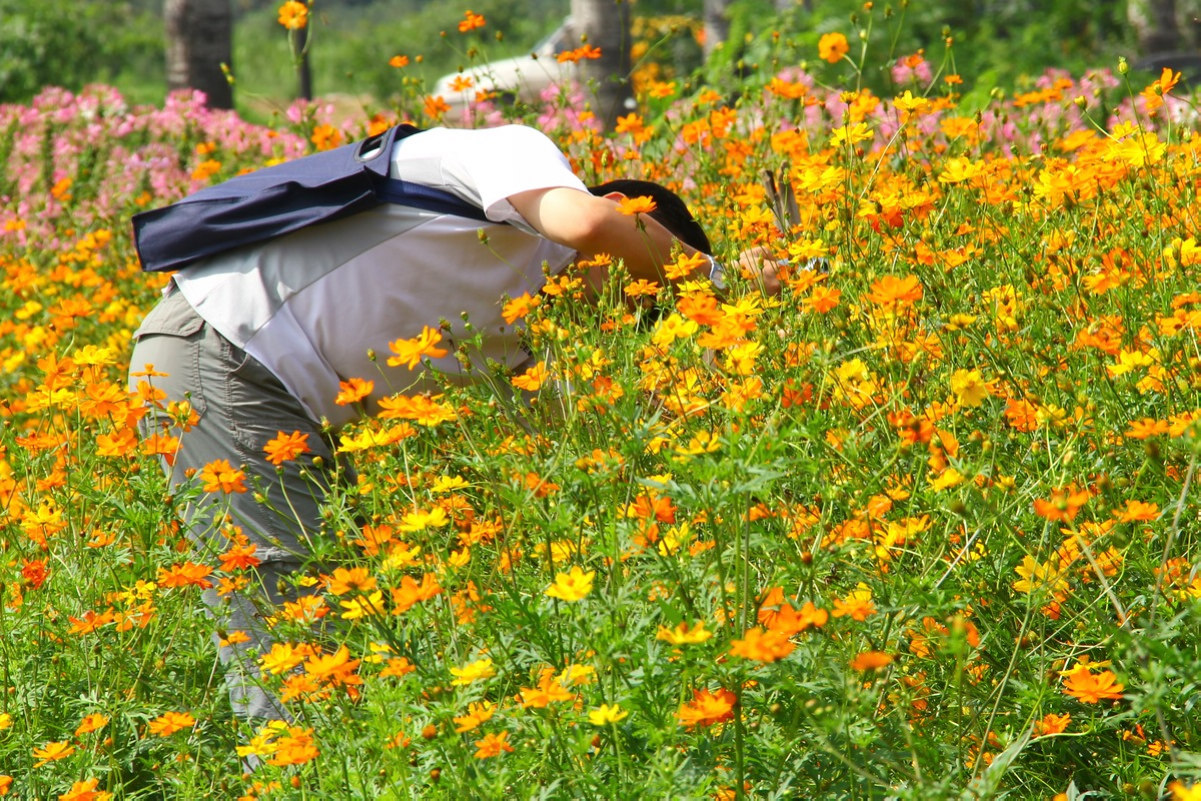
[588,180,712,255]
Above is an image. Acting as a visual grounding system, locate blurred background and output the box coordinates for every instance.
[0,0,1194,124]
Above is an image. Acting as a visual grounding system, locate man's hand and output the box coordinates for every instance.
[736,246,783,297]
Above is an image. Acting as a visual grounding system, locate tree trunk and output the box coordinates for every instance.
[164,0,234,109]
[571,0,633,130]
[703,0,732,59]
[1129,0,1183,52]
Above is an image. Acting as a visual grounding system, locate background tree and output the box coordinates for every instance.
[571,0,633,129]
[704,0,732,57]
[0,0,161,104]
[165,0,234,108]
[1129,0,1201,53]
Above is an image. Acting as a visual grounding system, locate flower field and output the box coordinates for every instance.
[2,7,1201,799]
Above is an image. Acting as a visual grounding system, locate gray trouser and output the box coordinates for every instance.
[128,286,346,720]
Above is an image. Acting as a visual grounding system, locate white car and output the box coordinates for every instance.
[431,21,582,119]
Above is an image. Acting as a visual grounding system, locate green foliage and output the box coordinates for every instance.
[0,0,162,104]
[229,0,570,117]
[696,0,1139,107]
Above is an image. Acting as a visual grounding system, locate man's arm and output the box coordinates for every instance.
[508,186,781,296]
[508,187,687,282]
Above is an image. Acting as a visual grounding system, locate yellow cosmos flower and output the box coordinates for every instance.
[656,620,712,645]
[450,658,496,686]
[339,590,385,620]
[545,566,595,602]
[950,368,992,408]
[588,704,629,726]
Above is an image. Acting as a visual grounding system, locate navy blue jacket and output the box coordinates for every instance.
[133,124,489,273]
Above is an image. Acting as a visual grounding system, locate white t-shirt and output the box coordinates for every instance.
[173,125,585,427]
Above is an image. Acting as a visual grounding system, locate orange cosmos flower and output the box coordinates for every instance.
[624,279,661,298]
[1033,485,1091,523]
[458,10,486,32]
[387,326,448,369]
[1004,397,1040,432]
[1063,666,1125,704]
[218,538,261,571]
[865,274,923,306]
[729,627,795,662]
[304,645,361,688]
[157,561,214,589]
[617,195,658,216]
[310,124,343,151]
[390,573,443,614]
[381,656,416,678]
[59,778,112,801]
[75,713,110,736]
[140,432,179,465]
[1113,499,1159,523]
[454,701,496,733]
[666,250,709,282]
[277,1,308,30]
[389,54,409,68]
[615,112,645,135]
[263,430,310,466]
[502,292,540,324]
[627,492,677,522]
[818,32,849,63]
[850,651,894,671]
[325,566,377,596]
[832,585,876,621]
[676,687,737,729]
[424,95,450,119]
[32,740,75,767]
[519,667,576,708]
[474,730,514,758]
[1033,712,1071,737]
[219,630,253,647]
[377,394,456,426]
[759,593,828,635]
[268,726,319,766]
[558,44,601,62]
[199,459,247,494]
[147,711,195,737]
[511,360,550,392]
[1126,417,1170,439]
[334,377,374,406]
[1141,67,1182,114]
[804,285,841,314]
[67,610,115,636]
